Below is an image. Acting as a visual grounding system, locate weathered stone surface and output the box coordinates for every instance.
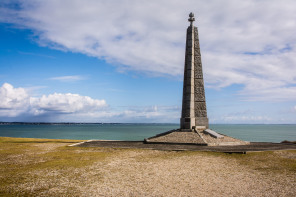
[146,13,251,146]
[195,110,207,117]
[195,117,209,128]
[204,129,224,139]
[146,130,206,144]
[195,102,207,110]
[145,129,250,146]
[181,12,208,129]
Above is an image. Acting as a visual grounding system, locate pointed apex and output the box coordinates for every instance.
[188,12,195,25]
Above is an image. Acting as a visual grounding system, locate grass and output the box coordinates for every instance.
[224,150,296,173]
[0,136,82,143]
[0,137,116,196]
[0,137,295,196]
[174,150,296,173]
[132,147,296,175]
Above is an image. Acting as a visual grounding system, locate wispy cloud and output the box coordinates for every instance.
[18,51,55,59]
[1,0,296,101]
[49,75,86,82]
[221,115,272,123]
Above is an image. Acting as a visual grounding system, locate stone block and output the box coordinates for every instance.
[204,129,224,138]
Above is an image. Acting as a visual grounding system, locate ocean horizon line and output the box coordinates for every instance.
[1,122,295,125]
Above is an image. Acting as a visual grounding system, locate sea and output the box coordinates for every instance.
[0,123,295,143]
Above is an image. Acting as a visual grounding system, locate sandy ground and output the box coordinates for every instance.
[80,150,295,197]
[2,142,296,196]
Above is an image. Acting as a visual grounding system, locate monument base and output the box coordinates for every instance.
[145,128,249,146]
[180,117,209,130]
[180,117,196,130]
[195,117,209,129]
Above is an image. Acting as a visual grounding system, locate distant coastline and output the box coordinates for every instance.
[1,122,295,125]
[0,123,295,142]
[0,122,179,125]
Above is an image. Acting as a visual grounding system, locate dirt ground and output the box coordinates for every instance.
[0,138,295,196]
[82,150,296,197]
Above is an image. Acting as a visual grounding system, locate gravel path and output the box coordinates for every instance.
[77,141,296,153]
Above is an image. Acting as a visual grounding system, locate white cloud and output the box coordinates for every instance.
[0,83,30,116]
[30,93,107,115]
[1,0,296,101]
[222,115,272,123]
[106,105,181,123]
[0,83,179,122]
[0,83,294,123]
[49,75,86,82]
[0,83,107,118]
[18,51,55,59]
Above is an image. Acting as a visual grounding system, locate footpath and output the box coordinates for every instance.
[75,141,296,153]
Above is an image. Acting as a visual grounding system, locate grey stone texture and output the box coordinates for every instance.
[146,130,206,145]
[145,13,249,146]
[204,129,224,139]
[145,129,250,146]
[180,13,208,129]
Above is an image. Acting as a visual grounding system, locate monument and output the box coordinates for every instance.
[145,13,249,146]
[180,12,208,130]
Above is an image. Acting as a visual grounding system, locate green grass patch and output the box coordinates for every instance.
[0,136,82,143]
[165,149,296,174]
[34,146,112,169]
[214,150,296,173]
[135,149,296,174]
[0,137,114,196]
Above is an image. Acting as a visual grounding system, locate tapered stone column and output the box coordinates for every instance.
[146,13,249,146]
[180,13,209,130]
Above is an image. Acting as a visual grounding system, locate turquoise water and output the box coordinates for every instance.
[0,123,295,143]
[210,124,296,143]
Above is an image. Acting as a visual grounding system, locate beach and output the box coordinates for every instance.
[0,137,295,196]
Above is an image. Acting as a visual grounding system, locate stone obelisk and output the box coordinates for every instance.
[145,13,249,146]
[180,12,209,130]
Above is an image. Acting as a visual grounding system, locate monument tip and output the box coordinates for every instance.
[188,12,195,25]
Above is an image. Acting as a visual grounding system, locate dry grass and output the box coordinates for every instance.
[0,137,115,196]
[220,150,296,174]
[0,137,295,196]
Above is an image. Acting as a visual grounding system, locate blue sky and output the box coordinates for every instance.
[0,0,296,124]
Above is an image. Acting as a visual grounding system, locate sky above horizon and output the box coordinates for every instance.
[0,0,296,124]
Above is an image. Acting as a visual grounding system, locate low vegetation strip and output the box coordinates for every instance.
[0,137,295,196]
